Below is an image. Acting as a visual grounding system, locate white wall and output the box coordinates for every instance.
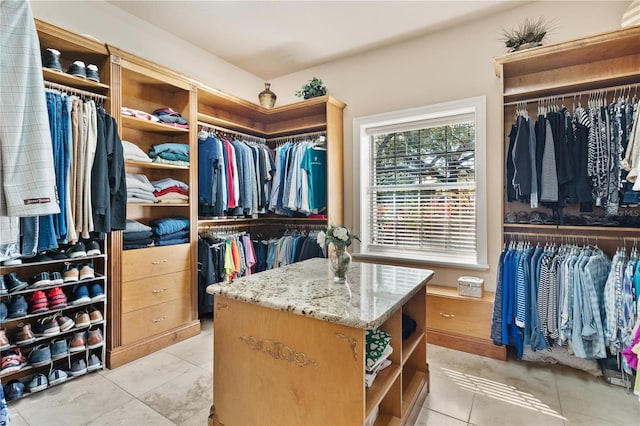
[29,0,263,102]
[271,0,630,290]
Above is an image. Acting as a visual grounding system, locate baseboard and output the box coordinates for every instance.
[426,328,506,361]
[106,320,201,368]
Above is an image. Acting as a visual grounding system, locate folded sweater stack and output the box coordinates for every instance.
[151,177,189,204]
[126,173,157,204]
[151,216,189,246]
[123,219,154,250]
[149,143,189,167]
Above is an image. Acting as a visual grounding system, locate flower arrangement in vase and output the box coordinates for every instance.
[317,224,359,281]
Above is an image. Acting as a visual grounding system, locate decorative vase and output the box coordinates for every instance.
[329,245,351,282]
[258,83,276,109]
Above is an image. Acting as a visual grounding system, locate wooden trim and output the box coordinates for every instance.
[106,320,200,368]
[426,329,506,361]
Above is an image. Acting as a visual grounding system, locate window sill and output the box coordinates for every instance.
[352,252,489,271]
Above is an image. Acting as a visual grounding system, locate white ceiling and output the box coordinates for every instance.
[107,1,527,80]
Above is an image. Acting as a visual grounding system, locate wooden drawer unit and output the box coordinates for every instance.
[121,297,192,346]
[426,284,506,360]
[122,270,190,313]
[122,244,190,281]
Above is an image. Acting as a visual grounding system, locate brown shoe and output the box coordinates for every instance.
[87,327,103,349]
[15,323,35,345]
[74,311,90,328]
[69,331,85,353]
[88,307,103,324]
[0,328,9,350]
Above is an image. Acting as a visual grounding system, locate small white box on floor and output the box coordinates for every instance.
[457,276,484,298]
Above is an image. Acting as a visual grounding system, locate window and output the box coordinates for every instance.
[353,97,487,268]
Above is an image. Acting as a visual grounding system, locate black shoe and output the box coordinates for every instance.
[6,272,27,293]
[31,272,51,288]
[66,60,86,78]
[85,64,100,82]
[66,242,87,258]
[0,275,7,295]
[0,301,7,322]
[85,240,101,256]
[24,252,54,263]
[4,379,25,401]
[42,48,63,72]
[48,250,69,261]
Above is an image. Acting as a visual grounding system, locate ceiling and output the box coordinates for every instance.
[107,1,527,80]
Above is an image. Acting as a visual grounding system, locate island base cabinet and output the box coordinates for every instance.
[211,297,365,425]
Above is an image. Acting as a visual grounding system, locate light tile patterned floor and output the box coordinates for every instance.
[8,318,640,425]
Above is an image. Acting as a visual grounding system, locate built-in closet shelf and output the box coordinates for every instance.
[0,254,106,272]
[125,160,189,171]
[503,223,640,239]
[494,25,640,103]
[402,370,427,415]
[127,203,189,208]
[43,69,110,92]
[197,112,265,137]
[121,115,189,135]
[198,217,327,225]
[365,364,402,418]
[35,18,108,58]
[401,331,425,365]
[373,414,401,426]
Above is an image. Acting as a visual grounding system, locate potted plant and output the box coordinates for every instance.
[295,77,327,99]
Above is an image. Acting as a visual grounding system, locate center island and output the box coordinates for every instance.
[206,257,434,425]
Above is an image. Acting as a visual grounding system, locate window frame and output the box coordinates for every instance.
[353,96,488,269]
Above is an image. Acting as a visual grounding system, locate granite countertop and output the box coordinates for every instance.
[206,258,433,329]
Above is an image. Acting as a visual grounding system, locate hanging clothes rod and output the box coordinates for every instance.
[197,121,266,143]
[503,81,640,107]
[268,130,326,143]
[44,80,107,100]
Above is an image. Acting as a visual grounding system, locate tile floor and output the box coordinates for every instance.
[6,318,640,425]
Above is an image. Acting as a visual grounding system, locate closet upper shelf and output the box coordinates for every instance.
[197,85,344,138]
[36,18,108,58]
[494,25,640,102]
[503,224,640,240]
[125,160,189,170]
[43,68,110,92]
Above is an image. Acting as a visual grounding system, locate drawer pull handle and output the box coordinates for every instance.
[151,316,167,323]
[151,288,167,294]
[150,259,168,265]
[439,312,455,319]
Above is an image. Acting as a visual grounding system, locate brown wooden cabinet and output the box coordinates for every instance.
[105,48,200,368]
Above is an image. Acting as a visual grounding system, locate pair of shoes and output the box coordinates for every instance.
[28,290,49,314]
[4,272,28,293]
[33,316,60,337]
[28,344,52,367]
[48,369,68,386]
[71,282,102,305]
[66,61,100,82]
[29,271,64,287]
[87,353,102,371]
[42,48,63,72]
[48,286,68,310]
[50,337,68,360]
[64,263,95,282]
[15,322,36,345]
[1,348,27,374]
[74,311,91,328]
[8,295,28,318]
[28,373,48,393]
[66,240,102,259]
[3,379,25,401]
[69,327,103,352]
[69,358,87,377]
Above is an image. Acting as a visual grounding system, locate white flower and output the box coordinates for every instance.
[317,231,326,246]
[333,227,349,241]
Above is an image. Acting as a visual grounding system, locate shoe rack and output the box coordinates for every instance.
[0,240,107,400]
[0,19,113,402]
